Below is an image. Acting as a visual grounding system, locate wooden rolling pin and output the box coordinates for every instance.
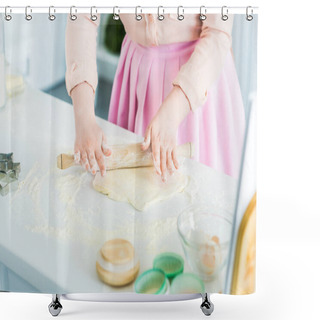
[57,142,194,171]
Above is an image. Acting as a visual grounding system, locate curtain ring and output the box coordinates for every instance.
[91,6,98,21]
[4,6,12,21]
[113,6,120,20]
[49,6,56,21]
[135,6,142,21]
[246,6,253,21]
[200,5,207,21]
[177,6,184,21]
[25,6,32,21]
[70,6,77,21]
[157,6,164,21]
[221,6,228,21]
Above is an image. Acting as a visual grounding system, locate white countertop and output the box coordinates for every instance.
[0,85,237,294]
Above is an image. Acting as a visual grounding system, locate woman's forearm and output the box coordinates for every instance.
[172,14,234,111]
[158,85,191,129]
[71,81,110,176]
[141,85,192,180]
[170,85,192,125]
[71,82,96,129]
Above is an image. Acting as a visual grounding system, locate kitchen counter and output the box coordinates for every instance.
[0,85,237,294]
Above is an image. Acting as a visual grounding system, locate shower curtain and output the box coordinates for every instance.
[0,9,257,296]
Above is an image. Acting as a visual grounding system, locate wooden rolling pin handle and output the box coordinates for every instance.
[178,142,194,158]
[57,142,194,170]
[56,153,76,170]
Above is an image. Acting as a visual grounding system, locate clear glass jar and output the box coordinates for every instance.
[177,205,233,282]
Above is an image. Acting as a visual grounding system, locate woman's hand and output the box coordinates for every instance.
[71,82,111,177]
[74,120,111,176]
[141,86,191,181]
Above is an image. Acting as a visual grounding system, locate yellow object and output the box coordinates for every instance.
[96,238,140,287]
[6,74,25,97]
[93,166,188,211]
[231,193,256,294]
[100,238,134,265]
[57,142,193,170]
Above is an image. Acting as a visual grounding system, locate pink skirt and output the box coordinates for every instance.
[108,34,245,178]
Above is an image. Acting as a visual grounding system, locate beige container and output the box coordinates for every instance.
[96,238,140,287]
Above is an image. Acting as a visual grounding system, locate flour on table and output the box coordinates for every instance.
[10,161,50,224]
[14,145,186,257]
[10,161,40,202]
[93,167,189,211]
[55,170,87,205]
[18,168,182,263]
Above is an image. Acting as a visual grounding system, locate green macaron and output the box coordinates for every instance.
[134,268,168,294]
[170,273,205,294]
[153,252,184,280]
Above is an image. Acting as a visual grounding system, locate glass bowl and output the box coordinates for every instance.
[177,205,232,281]
[134,268,169,294]
[153,252,184,280]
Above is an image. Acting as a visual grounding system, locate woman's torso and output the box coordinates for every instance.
[119,14,203,47]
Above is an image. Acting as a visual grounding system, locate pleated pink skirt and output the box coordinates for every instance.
[108,34,245,178]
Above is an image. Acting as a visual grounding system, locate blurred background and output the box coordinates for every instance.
[2,14,257,120]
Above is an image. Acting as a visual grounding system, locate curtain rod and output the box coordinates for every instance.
[0,6,259,15]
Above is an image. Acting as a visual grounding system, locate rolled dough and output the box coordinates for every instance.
[93,167,188,211]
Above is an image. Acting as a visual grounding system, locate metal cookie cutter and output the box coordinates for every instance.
[0,153,21,196]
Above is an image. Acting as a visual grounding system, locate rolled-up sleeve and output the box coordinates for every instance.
[65,13,101,96]
[172,14,234,111]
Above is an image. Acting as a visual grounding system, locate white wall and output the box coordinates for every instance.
[3,13,67,91]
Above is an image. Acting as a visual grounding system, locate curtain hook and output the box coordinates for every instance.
[70,6,77,21]
[157,6,164,21]
[5,6,12,21]
[25,6,32,21]
[91,6,98,21]
[200,5,207,21]
[221,6,228,21]
[246,6,253,21]
[49,6,56,21]
[177,6,184,21]
[135,6,142,21]
[113,6,120,20]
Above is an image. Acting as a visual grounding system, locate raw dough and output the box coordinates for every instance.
[93,167,188,211]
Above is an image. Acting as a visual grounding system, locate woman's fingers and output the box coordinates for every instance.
[160,146,167,181]
[141,126,151,151]
[149,133,178,181]
[101,134,112,157]
[172,148,179,170]
[74,124,110,176]
[79,148,106,176]
[74,150,81,164]
[88,150,98,175]
[95,149,106,177]
[81,151,89,171]
[102,145,112,157]
[102,133,107,146]
[166,148,174,175]
[152,138,161,175]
